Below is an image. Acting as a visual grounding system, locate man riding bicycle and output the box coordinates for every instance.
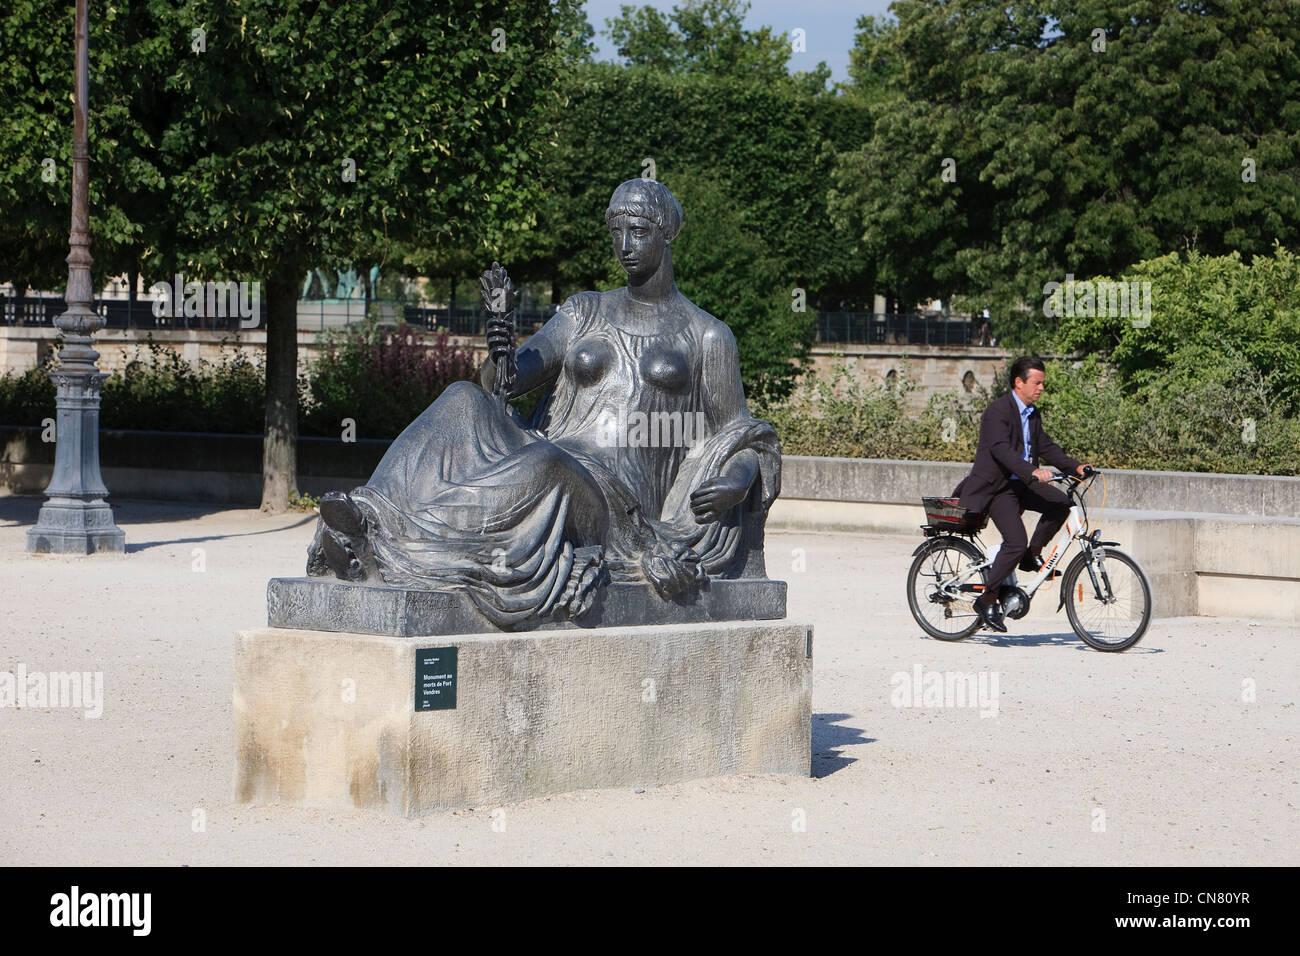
[953,356,1093,633]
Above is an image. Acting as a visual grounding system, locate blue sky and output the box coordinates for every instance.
[581,0,897,84]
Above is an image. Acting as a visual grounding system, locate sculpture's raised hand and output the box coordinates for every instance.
[480,262,516,400]
[486,317,513,356]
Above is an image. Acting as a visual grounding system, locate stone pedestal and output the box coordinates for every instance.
[234,619,813,816]
[268,576,787,635]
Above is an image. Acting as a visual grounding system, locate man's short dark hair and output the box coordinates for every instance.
[1009,356,1045,388]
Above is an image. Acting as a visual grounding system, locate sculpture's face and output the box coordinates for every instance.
[608,215,666,279]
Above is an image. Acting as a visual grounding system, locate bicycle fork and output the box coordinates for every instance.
[1058,530,1123,612]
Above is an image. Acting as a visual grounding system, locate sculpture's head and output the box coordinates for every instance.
[605,179,682,280]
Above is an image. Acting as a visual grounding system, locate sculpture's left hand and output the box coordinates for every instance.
[690,475,749,523]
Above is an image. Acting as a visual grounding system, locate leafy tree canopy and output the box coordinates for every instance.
[830,0,1300,317]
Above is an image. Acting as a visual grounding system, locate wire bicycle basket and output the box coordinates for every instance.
[920,496,989,533]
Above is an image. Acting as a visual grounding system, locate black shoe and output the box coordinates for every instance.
[974,597,1007,633]
[1019,553,1060,578]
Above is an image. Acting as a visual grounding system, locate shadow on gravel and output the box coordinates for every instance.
[125,513,316,552]
[965,630,1164,653]
[1,495,241,528]
[812,713,874,778]
[1,494,317,549]
[0,495,41,526]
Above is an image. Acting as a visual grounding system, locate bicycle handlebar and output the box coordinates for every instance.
[1044,466,1099,483]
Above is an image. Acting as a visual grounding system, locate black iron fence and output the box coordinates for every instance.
[0,293,549,335]
[815,312,978,346]
[401,303,560,336]
[2,293,983,348]
[0,292,268,330]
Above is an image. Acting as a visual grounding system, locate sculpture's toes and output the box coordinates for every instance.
[313,527,376,583]
[317,528,356,580]
[569,564,603,619]
[563,545,605,619]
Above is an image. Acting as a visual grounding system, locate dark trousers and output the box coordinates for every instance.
[982,479,1072,598]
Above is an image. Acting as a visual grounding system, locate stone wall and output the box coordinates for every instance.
[806,343,1011,407]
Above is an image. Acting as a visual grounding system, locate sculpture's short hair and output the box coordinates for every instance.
[605,179,684,241]
[1009,355,1046,388]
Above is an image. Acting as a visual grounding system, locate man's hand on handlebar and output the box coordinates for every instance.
[1035,464,1098,484]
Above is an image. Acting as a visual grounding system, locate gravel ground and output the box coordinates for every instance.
[1,495,1295,866]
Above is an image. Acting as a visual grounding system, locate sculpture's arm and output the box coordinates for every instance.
[478,303,575,398]
[689,321,759,521]
[700,320,750,430]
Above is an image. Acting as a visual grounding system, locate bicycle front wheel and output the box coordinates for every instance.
[907,536,989,641]
[1061,547,1152,651]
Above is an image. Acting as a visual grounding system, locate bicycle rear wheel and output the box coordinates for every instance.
[907,536,989,641]
[1061,547,1152,651]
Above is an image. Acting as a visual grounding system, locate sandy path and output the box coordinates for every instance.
[1,496,1295,865]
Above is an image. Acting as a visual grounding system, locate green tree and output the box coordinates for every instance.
[3,0,572,512]
[518,59,870,394]
[670,168,812,402]
[842,14,901,108]
[605,0,793,81]
[829,0,1300,321]
[171,0,573,511]
[0,1,177,295]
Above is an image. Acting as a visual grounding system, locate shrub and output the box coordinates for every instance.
[100,339,266,433]
[1,328,484,441]
[0,363,56,426]
[301,320,479,439]
[757,358,985,462]
[1041,352,1300,475]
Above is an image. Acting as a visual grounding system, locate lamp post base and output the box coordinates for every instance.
[27,498,126,554]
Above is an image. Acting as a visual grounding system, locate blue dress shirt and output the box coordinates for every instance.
[1009,392,1032,480]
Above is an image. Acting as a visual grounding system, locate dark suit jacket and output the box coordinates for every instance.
[954,392,1081,514]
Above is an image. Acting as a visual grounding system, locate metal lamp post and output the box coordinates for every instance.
[27,0,125,554]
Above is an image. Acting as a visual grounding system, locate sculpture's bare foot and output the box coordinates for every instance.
[642,546,704,599]
[319,491,367,536]
[311,492,378,583]
[315,529,374,582]
[560,545,605,619]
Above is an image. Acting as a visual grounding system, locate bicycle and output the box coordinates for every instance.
[905,468,1152,651]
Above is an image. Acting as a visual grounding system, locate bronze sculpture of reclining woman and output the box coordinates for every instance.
[306,179,781,627]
